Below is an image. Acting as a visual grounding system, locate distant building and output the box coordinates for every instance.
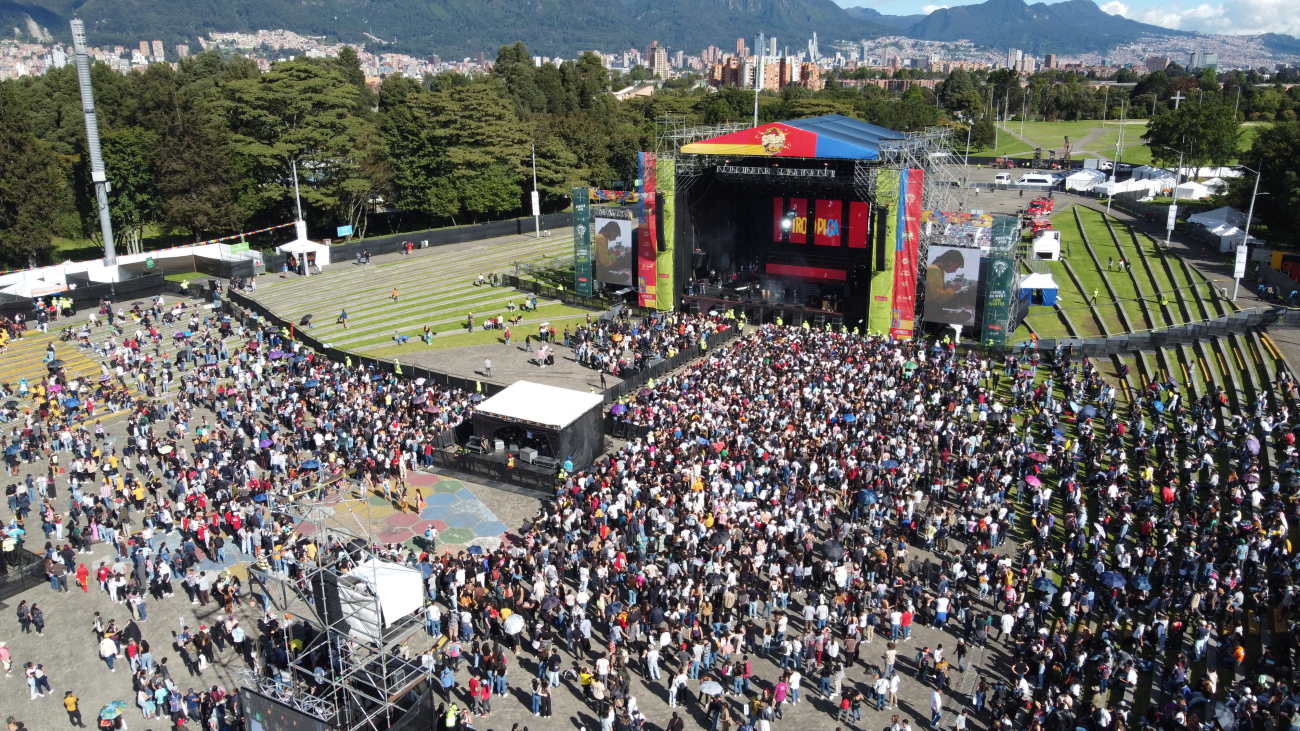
[778,56,802,87]
[477,51,486,66]
[1006,48,1021,70]
[800,62,821,90]
[1188,51,1218,69]
[645,41,659,66]
[1146,56,1169,71]
[175,44,190,58]
[736,38,745,56]
[808,33,819,62]
[51,46,67,68]
[138,41,149,57]
[151,40,164,61]
[673,50,683,68]
[651,45,669,78]
[1044,54,1058,69]
[766,37,777,57]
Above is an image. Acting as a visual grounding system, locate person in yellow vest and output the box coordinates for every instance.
[507,454,515,469]
[776,316,783,326]
[801,320,809,329]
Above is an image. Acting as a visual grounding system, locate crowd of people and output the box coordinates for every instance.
[5,288,1300,731]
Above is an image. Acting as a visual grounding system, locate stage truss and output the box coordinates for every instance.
[242,483,431,731]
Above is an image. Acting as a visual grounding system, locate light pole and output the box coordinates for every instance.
[531,144,540,239]
[1161,144,1184,248]
[1107,100,1127,216]
[753,32,764,129]
[1020,88,1028,139]
[1235,162,1266,301]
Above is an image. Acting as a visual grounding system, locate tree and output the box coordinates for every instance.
[101,127,160,255]
[1143,102,1240,178]
[0,85,75,267]
[226,59,362,222]
[970,119,997,151]
[1228,121,1300,244]
[155,96,248,240]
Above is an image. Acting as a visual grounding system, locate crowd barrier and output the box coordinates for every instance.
[0,547,50,602]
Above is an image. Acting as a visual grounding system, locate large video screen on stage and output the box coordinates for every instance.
[242,689,328,731]
[923,245,982,326]
[592,212,634,286]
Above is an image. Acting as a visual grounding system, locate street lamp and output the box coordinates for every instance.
[1161,144,1185,248]
[1235,162,1267,301]
[1106,100,1127,217]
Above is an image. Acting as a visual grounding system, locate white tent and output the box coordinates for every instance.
[276,239,331,267]
[1064,169,1106,191]
[1202,177,1229,195]
[1186,207,1256,252]
[1,279,67,298]
[1175,181,1211,200]
[1131,165,1170,181]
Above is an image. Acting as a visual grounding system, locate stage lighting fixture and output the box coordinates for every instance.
[781,209,796,231]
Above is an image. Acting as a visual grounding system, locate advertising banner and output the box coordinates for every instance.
[788,198,808,244]
[847,201,869,249]
[980,215,1020,347]
[637,152,658,307]
[889,169,922,339]
[923,245,981,326]
[814,200,842,247]
[592,211,634,286]
[867,170,899,335]
[572,187,592,296]
[655,157,676,311]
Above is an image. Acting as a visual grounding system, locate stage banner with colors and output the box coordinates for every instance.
[814,200,842,247]
[889,169,923,340]
[980,215,1020,348]
[637,152,658,307]
[867,170,900,335]
[572,187,593,296]
[847,202,870,249]
[655,157,676,311]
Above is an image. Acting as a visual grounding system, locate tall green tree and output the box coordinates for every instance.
[1144,102,1240,177]
[101,127,160,255]
[0,84,76,268]
[1226,121,1300,243]
[226,59,362,222]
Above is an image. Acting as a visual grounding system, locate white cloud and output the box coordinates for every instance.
[1102,0,1300,35]
[922,3,950,11]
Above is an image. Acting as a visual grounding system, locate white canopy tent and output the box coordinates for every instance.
[476,380,604,430]
[1175,181,1211,200]
[1064,169,1106,191]
[1186,207,1257,252]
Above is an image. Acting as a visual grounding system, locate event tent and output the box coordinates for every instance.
[1186,207,1256,252]
[1064,169,1106,191]
[1018,272,1059,305]
[679,114,908,160]
[473,381,605,470]
[1175,180,1211,200]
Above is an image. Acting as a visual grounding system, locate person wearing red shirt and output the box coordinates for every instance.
[900,609,913,640]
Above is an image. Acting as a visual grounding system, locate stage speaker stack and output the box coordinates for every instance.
[813,314,826,328]
[689,301,700,315]
[655,193,667,252]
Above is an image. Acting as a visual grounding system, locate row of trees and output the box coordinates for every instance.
[2,40,1300,269]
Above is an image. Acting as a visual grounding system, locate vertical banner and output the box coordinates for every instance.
[889,169,923,340]
[655,157,676,312]
[773,197,786,242]
[867,170,899,335]
[572,187,592,296]
[847,201,869,249]
[789,198,808,244]
[814,200,842,247]
[637,152,658,307]
[981,215,1020,347]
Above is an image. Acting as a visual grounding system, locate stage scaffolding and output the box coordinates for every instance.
[239,484,430,731]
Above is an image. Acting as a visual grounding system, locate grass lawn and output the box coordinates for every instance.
[365,312,593,356]
[164,271,207,282]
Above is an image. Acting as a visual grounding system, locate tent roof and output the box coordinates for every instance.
[1187,206,1246,227]
[1019,272,1058,290]
[680,114,907,160]
[476,380,604,430]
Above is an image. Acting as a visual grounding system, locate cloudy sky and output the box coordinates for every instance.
[837,0,1300,36]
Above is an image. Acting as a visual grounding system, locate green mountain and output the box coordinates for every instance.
[905,0,1194,55]
[0,0,890,58]
[841,5,926,31]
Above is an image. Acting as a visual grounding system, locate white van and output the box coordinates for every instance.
[993,173,1012,185]
[1016,173,1056,186]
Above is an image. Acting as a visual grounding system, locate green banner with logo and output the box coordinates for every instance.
[655,158,675,311]
[980,214,1019,348]
[867,170,900,336]
[573,187,593,297]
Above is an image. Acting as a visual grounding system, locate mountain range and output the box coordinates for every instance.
[0,0,1293,61]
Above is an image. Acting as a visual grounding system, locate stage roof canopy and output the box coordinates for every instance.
[680,114,908,160]
[476,380,605,430]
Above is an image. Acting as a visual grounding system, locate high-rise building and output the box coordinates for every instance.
[1044,54,1058,69]
[51,46,67,68]
[808,33,819,61]
[1187,51,1218,69]
[645,41,659,66]
[673,50,684,68]
[736,38,746,55]
[175,44,190,58]
[651,45,669,78]
[767,37,777,57]
[1146,56,1169,71]
[1006,48,1022,70]
[151,40,164,61]
[138,41,150,57]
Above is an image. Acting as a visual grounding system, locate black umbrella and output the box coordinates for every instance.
[710,530,729,547]
[299,314,313,326]
[48,359,65,368]
[821,540,845,562]
[541,595,561,612]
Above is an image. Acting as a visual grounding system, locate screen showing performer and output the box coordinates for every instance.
[592,216,634,286]
[923,246,981,326]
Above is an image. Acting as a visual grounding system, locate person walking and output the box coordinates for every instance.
[484,359,492,378]
[100,633,118,673]
[339,310,349,329]
[931,688,944,728]
[29,603,44,636]
[63,692,84,727]
[391,288,399,302]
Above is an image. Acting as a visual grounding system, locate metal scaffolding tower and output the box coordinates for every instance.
[240,484,431,731]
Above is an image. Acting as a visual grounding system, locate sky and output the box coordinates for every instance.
[835,0,1300,36]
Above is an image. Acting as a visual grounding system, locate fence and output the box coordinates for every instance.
[323,213,573,264]
[1025,306,1296,357]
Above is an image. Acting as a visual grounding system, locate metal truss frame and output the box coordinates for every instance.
[244,484,428,731]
